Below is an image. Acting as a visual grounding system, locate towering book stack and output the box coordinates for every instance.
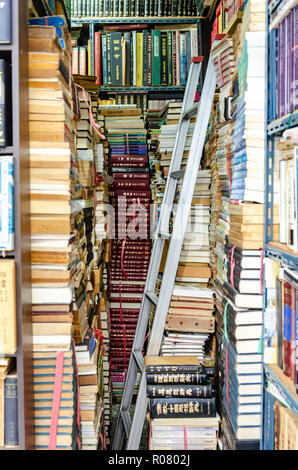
[230,0,266,204]
[146,357,219,450]
[28,22,82,450]
[176,169,212,286]
[103,105,151,398]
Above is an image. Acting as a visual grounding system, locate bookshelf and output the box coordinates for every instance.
[262,0,298,450]
[71,14,206,93]
[0,0,33,450]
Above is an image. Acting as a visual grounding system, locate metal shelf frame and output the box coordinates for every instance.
[264,365,298,415]
[71,16,203,25]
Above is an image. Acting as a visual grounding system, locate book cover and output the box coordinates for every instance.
[106,32,112,85]
[143,30,148,87]
[136,31,144,87]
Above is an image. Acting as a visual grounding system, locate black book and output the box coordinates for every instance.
[146,364,205,373]
[110,32,122,85]
[106,32,112,85]
[0,59,12,147]
[147,384,213,398]
[150,397,216,419]
[146,372,207,385]
[0,0,11,44]
[123,32,131,86]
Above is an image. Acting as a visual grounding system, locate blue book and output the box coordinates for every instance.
[0,0,11,44]
[180,33,187,86]
[102,35,108,86]
[4,372,18,447]
[0,156,14,251]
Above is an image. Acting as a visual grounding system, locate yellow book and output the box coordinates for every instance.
[136,32,143,87]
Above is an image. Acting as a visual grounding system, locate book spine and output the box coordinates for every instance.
[124,0,129,16]
[150,397,216,418]
[147,31,152,86]
[146,373,207,384]
[94,32,102,86]
[136,0,140,16]
[136,32,144,86]
[180,32,187,85]
[79,47,87,75]
[143,30,148,86]
[292,6,298,113]
[110,32,122,86]
[104,0,110,16]
[0,0,11,44]
[87,0,91,16]
[0,60,10,147]
[102,34,108,85]
[106,32,112,85]
[4,375,18,447]
[131,0,136,16]
[167,30,172,86]
[119,0,124,16]
[152,30,161,86]
[146,365,204,373]
[172,30,177,85]
[186,30,191,75]
[147,384,213,398]
[96,0,100,15]
[99,0,104,15]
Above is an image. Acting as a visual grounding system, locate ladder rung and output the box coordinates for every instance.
[170,169,185,180]
[181,102,198,121]
[133,350,144,371]
[159,231,171,239]
[121,409,132,437]
[145,290,158,305]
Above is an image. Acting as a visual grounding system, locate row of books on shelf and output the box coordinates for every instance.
[71,0,199,18]
[72,26,199,87]
[268,4,298,122]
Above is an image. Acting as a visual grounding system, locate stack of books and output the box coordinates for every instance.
[145,357,218,450]
[103,105,151,397]
[73,25,199,88]
[71,0,199,18]
[75,332,104,450]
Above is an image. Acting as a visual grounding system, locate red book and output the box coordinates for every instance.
[94,31,102,86]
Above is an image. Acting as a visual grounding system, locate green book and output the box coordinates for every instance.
[151,30,161,86]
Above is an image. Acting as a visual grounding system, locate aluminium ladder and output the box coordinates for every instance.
[112,50,218,450]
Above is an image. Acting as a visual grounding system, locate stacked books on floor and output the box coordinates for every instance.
[71,0,199,18]
[146,357,219,450]
[103,104,151,398]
